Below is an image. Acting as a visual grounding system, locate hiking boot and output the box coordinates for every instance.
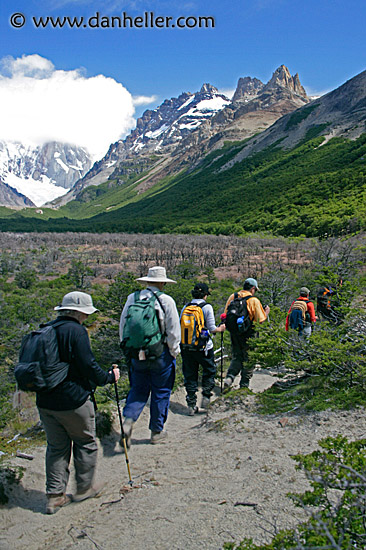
[187,406,198,416]
[223,376,233,390]
[201,396,210,410]
[46,493,71,515]
[121,417,134,449]
[150,430,168,444]
[72,481,105,503]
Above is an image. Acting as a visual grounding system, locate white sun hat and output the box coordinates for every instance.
[54,291,98,315]
[136,266,177,284]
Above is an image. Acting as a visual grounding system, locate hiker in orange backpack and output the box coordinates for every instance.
[286,287,317,339]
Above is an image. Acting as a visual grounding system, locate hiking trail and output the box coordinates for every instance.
[1,370,365,550]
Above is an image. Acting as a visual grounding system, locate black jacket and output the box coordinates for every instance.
[36,316,114,411]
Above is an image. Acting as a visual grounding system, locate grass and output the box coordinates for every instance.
[255,376,366,415]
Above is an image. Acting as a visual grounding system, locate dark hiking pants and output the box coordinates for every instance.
[181,348,216,408]
[227,333,254,388]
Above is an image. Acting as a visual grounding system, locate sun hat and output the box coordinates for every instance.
[54,291,98,315]
[245,277,260,291]
[136,266,177,284]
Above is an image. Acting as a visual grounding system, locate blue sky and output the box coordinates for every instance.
[0,0,365,158]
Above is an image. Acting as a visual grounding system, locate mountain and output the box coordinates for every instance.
[0,141,92,207]
[56,65,309,204]
[55,84,231,204]
[218,68,366,169]
[0,180,34,208]
[2,68,365,239]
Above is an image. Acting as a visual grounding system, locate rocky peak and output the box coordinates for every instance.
[263,65,307,98]
[232,76,264,103]
[200,83,219,94]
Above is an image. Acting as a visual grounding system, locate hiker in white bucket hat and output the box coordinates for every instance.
[136,266,177,284]
[37,290,120,514]
[54,291,99,315]
[119,266,180,446]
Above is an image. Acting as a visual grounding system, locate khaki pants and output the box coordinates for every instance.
[38,399,97,495]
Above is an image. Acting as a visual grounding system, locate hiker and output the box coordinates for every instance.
[119,266,180,446]
[223,278,270,390]
[286,287,317,338]
[36,291,120,515]
[180,282,225,415]
[316,285,342,324]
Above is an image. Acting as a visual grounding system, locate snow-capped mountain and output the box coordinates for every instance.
[0,141,92,207]
[63,67,309,203]
[69,84,230,192]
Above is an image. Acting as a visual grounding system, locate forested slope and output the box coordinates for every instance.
[1,133,365,238]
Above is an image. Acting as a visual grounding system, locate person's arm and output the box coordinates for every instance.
[249,298,268,324]
[119,293,134,341]
[308,301,317,323]
[203,304,225,333]
[72,326,117,386]
[163,296,181,358]
[285,302,293,331]
[224,293,235,315]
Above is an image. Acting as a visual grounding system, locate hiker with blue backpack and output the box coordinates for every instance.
[180,282,225,415]
[285,287,317,338]
[223,278,270,390]
[119,266,180,446]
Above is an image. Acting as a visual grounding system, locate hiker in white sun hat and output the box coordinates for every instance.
[119,266,180,446]
[135,265,177,284]
[37,290,120,514]
[54,291,99,315]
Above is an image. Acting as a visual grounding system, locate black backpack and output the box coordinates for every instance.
[14,321,69,392]
[225,293,254,336]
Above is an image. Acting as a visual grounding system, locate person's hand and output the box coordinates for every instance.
[111,364,120,382]
[264,305,270,316]
[215,324,225,333]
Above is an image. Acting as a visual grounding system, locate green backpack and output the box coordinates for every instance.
[121,290,165,360]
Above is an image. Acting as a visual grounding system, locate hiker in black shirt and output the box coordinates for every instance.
[37,291,120,514]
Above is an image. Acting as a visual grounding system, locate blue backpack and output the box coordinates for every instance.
[289,299,310,331]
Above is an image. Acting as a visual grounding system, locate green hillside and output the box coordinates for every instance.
[1,133,366,237]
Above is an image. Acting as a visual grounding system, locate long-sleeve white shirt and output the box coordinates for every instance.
[119,286,181,358]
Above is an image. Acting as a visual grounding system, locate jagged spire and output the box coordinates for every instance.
[264,65,307,98]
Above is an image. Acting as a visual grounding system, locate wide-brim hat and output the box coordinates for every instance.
[136,266,177,284]
[54,291,98,315]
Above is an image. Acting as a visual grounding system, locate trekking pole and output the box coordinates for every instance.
[220,332,224,393]
[113,379,133,486]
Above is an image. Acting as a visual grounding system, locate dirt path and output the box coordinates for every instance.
[1,372,366,550]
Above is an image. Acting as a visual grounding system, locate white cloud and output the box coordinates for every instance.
[133,94,158,106]
[218,88,235,99]
[304,86,329,99]
[0,54,136,161]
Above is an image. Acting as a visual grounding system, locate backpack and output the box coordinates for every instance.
[288,299,310,330]
[180,301,209,351]
[121,290,165,360]
[317,288,331,313]
[225,293,254,336]
[14,321,69,392]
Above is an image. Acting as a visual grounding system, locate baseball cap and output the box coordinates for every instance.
[245,278,260,291]
[193,282,211,295]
